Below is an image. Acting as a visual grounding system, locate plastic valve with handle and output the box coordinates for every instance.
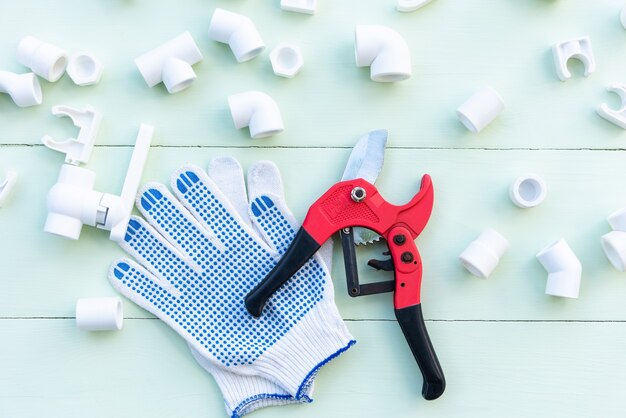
[109,157,354,417]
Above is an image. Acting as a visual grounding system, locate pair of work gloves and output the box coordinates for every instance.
[108,157,354,418]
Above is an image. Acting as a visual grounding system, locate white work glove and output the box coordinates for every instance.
[109,157,354,417]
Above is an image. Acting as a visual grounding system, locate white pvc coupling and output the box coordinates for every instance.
[135,32,203,94]
[209,9,266,63]
[355,25,412,82]
[456,86,505,133]
[459,228,509,278]
[536,239,582,299]
[0,71,42,107]
[601,207,626,272]
[17,36,68,82]
[76,297,124,331]
[509,174,547,208]
[228,91,284,138]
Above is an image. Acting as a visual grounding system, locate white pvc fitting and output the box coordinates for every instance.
[135,32,203,94]
[67,53,103,86]
[355,25,412,82]
[459,228,509,278]
[0,71,42,107]
[621,5,626,30]
[509,174,547,208]
[228,91,284,138]
[281,0,317,14]
[607,207,626,232]
[536,239,582,299]
[76,297,123,331]
[0,171,18,207]
[209,9,266,63]
[270,43,304,78]
[17,36,68,82]
[601,231,626,272]
[456,86,504,133]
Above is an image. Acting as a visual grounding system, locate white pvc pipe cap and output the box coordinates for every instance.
[459,228,509,278]
[456,86,504,133]
[509,174,547,208]
[76,297,124,331]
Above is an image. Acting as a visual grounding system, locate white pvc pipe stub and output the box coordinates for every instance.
[536,239,582,299]
[459,228,509,278]
[17,36,68,82]
[76,297,124,331]
[456,86,504,133]
[509,174,547,208]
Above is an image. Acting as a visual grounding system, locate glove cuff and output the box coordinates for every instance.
[254,298,356,398]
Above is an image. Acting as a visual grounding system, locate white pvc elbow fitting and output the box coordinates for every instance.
[17,36,68,82]
[456,86,505,133]
[355,25,412,82]
[228,91,284,138]
[209,9,266,63]
[536,239,582,299]
[601,207,626,272]
[76,297,123,331]
[459,228,509,278]
[135,32,203,94]
[0,71,42,107]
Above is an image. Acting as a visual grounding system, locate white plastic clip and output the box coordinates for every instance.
[597,83,626,129]
[44,124,153,242]
[0,171,18,207]
[552,36,595,82]
[397,0,435,12]
[42,105,102,166]
[281,0,317,14]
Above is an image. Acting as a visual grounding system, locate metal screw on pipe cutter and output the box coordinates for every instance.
[245,130,445,400]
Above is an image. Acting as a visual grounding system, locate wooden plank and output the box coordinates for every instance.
[1,146,626,320]
[0,1,624,148]
[0,319,624,418]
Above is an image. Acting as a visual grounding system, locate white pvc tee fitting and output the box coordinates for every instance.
[355,25,412,82]
[209,9,266,63]
[536,239,582,299]
[17,36,68,82]
[0,71,42,107]
[601,207,626,272]
[228,91,284,138]
[509,174,547,208]
[456,86,504,133]
[135,32,203,94]
[459,228,509,278]
[76,297,123,331]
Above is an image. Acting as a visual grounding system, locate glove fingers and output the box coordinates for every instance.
[208,156,253,230]
[172,165,272,255]
[108,257,175,316]
[120,216,200,291]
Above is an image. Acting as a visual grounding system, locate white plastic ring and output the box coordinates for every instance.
[509,174,547,208]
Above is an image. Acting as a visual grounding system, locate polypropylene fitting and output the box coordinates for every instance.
[601,207,626,272]
[0,71,42,107]
[228,91,284,138]
[354,25,412,82]
[552,36,595,82]
[621,5,626,30]
[66,53,103,86]
[536,239,582,299]
[597,83,626,129]
[509,174,547,208]
[209,9,266,63]
[76,297,123,331]
[459,228,509,278]
[456,86,504,133]
[281,0,316,14]
[135,32,203,94]
[270,43,304,78]
[0,171,18,207]
[17,36,68,82]
[397,0,435,12]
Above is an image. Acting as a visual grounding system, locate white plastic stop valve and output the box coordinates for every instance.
[0,71,42,107]
[135,32,203,94]
[355,25,412,82]
[228,91,284,138]
[209,9,266,63]
[44,124,154,242]
[601,207,626,272]
[536,239,582,299]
